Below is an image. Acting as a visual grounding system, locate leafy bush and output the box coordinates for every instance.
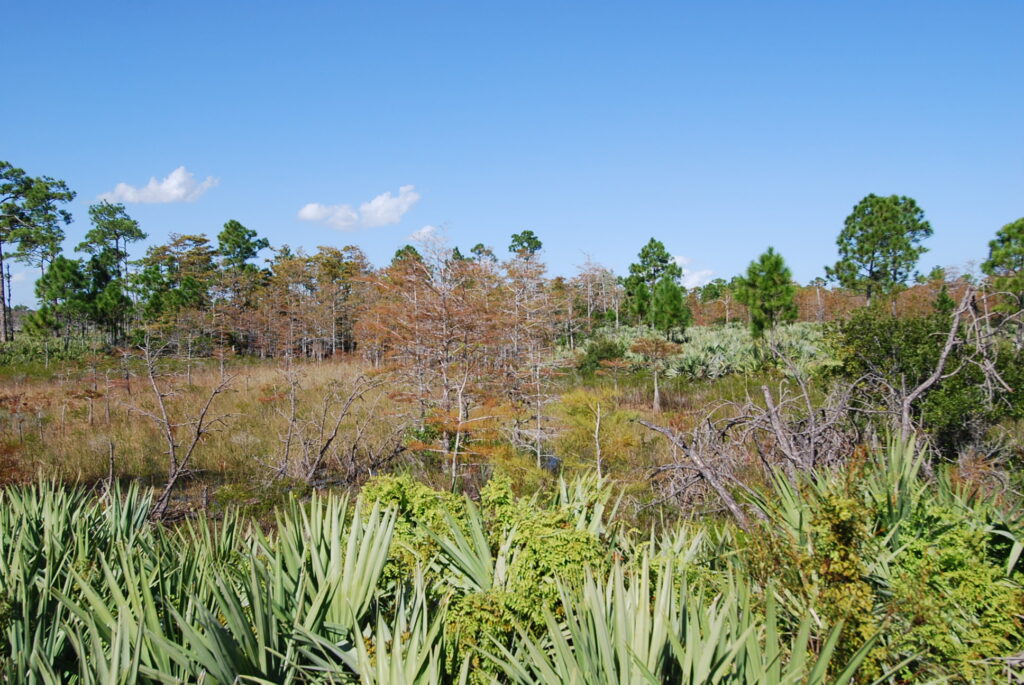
[886,504,1024,680]
[0,335,106,369]
[575,336,626,374]
[831,307,1024,455]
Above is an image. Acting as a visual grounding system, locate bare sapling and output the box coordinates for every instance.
[130,337,236,519]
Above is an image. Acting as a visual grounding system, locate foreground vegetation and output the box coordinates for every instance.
[2,440,1022,683]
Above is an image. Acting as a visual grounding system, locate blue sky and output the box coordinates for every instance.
[4,1,1022,305]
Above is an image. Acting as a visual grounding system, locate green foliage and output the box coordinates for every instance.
[627,238,682,290]
[826,193,932,304]
[437,477,609,679]
[217,219,269,272]
[831,307,1024,454]
[555,388,639,476]
[0,334,105,368]
[469,243,496,262]
[576,335,625,374]
[886,504,1024,681]
[627,278,651,324]
[651,275,692,336]
[134,234,218,319]
[734,247,797,339]
[983,216,1024,307]
[743,440,1024,682]
[508,230,542,257]
[78,201,147,280]
[393,243,423,264]
[586,322,832,379]
[0,160,76,269]
[623,238,682,325]
[4,449,1023,683]
[362,473,468,580]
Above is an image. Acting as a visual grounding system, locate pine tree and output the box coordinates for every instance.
[624,238,681,291]
[983,217,1024,308]
[33,256,89,342]
[624,238,682,326]
[217,219,269,272]
[77,201,146,281]
[735,247,797,339]
[651,275,691,337]
[628,280,651,325]
[0,161,76,341]
[825,194,932,305]
[509,230,543,257]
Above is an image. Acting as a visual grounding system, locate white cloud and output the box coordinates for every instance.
[297,202,359,229]
[10,271,28,284]
[99,166,219,204]
[298,185,420,230]
[360,185,420,227]
[682,269,715,289]
[410,225,438,241]
[674,255,714,289]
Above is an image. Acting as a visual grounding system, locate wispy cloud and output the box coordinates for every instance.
[99,166,219,203]
[10,271,28,284]
[409,225,438,241]
[674,255,715,289]
[683,269,715,289]
[298,185,420,230]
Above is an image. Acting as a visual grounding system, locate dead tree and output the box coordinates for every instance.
[273,366,392,484]
[131,339,235,519]
[639,418,752,532]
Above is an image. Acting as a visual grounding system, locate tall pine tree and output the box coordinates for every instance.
[735,247,797,340]
[624,238,681,325]
[651,275,691,337]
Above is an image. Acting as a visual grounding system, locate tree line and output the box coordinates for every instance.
[2,160,1022,356]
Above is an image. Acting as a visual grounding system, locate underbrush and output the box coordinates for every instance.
[574,322,834,380]
[2,441,1021,683]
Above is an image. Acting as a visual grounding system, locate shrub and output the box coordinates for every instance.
[886,504,1024,681]
[576,336,625,375]
[832,307,1024,455]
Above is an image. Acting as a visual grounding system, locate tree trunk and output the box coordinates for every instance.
[0,241,10,342]
[652,368,660,412]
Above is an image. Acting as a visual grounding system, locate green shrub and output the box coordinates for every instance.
[887,504,1024,681]
[832,307,1024,455]
[576,336,626,375]
[362,473,467,582]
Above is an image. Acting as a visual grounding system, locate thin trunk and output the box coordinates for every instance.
[652,368,661,412]
[534,360,543,468]
[5,263,12,340]
[0,241,9,342]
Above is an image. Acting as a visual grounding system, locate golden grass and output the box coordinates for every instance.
[0,357,403,489]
